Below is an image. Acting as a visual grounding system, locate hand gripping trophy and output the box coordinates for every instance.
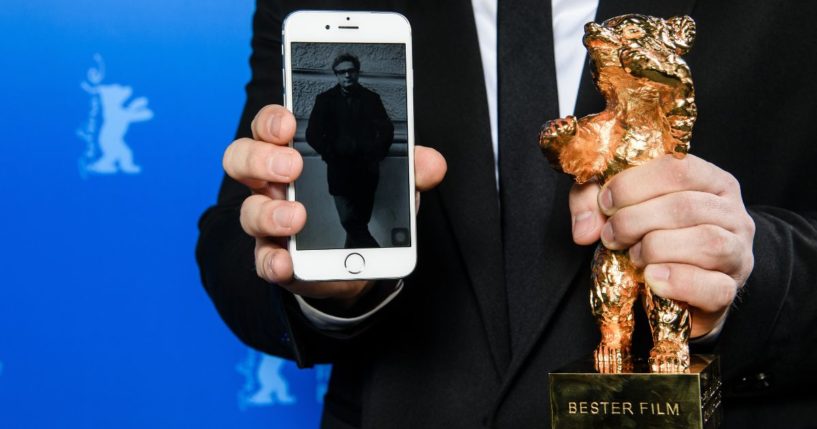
[540,14,697,373]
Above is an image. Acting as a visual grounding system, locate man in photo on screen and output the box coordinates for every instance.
[305,53,394,248]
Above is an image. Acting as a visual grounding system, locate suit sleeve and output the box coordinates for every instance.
[679,2,817,400]
[195,0,392,368]
[706,207,817,396]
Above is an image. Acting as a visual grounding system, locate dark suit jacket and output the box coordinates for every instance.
[306,84,394,196]
[196,0,817,427]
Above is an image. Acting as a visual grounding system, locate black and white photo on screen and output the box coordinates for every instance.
[291,42,410,250]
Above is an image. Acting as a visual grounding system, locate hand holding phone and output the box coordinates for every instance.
[222,104,445,305]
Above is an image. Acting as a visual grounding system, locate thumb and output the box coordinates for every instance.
[415,145,447,191]
[569,181,606,245]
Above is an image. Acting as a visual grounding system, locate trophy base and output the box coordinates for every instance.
[549,354,721,428]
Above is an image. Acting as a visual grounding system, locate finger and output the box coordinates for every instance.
[601,191,741,249]
[237,181,288,201]
[629,225,746,277]
[254,239,372,299]
[415,145,447,191]
[250,104,298,145]
[223,138,303,189]
[240,194,307,238]
[255,238,294,284]
[257,182,287,200]
[568,181,607,245]
[255,238,363,293]
[599,154,740,215]
[644,263,737,314]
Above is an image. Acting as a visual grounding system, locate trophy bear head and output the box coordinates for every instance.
[583,14,696,88]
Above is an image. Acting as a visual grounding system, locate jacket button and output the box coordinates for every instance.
[754,372,771,390]
[733,372,772,393]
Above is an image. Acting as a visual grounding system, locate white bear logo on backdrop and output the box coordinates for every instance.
[236,350,296,408]
[235,348,332,409]
[77,53,153,176]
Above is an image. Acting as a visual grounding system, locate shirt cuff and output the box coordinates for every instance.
[294,279,404,332]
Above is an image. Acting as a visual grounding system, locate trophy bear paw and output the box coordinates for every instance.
[649,341,690,373]
[538,116,577,149]
[539,116,578,172]
[594,344,633,374]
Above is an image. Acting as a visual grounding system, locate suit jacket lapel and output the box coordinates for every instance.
[403,0,698,390]
[406,0,511,373]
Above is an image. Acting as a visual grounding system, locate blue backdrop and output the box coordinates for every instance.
[0,1,327,427]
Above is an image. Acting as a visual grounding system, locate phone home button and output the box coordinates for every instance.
[344,253,365,274]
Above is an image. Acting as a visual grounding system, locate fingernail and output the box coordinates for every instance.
[274,205,294,229]
[599,188,613,212]
[601,222,615,246]
[269,154,293,177]
[645,265,671,295]
[268,113,282,138]
[572,211,594,238]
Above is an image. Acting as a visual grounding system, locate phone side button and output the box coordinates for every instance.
[344,253,365,274]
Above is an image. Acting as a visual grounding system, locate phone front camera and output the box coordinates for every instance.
[346,17,350,20]
[325,24,330,29]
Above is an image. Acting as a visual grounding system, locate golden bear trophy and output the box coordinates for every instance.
[543,15,721,428]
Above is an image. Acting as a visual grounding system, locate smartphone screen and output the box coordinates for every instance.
[290,42,411,251]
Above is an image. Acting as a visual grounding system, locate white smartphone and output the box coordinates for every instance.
[282,11,416,281]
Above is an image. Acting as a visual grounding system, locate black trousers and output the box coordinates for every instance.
[333,193,378,248]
